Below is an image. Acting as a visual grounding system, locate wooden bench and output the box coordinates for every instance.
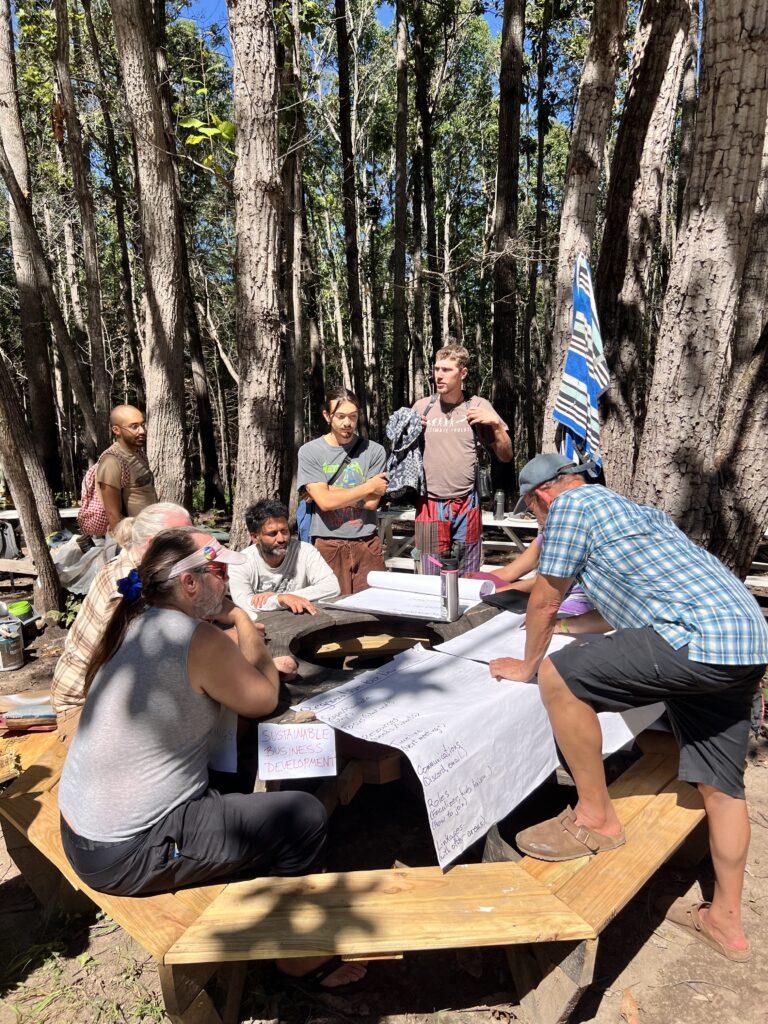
[0,730,705,1024]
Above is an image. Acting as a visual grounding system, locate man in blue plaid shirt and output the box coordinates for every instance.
[490,453,768,963]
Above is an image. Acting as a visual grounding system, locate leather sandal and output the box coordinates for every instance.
[516,806,626,861]
[662,898,751,962]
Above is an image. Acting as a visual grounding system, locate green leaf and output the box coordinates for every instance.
[195,87,208,96]
[218,120,236,141]
[185,133,207,145]
[177,116,204,128]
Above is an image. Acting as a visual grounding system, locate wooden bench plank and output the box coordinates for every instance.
[553,779,704,932]
[520,738,682,891]
[0,789,215,962]
[164,862,596,964]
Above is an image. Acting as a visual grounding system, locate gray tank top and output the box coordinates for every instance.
[59,607,219,842]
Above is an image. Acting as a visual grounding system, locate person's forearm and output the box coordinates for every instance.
[522,590,562,674]
[232,610,279,689]
[491,426,513,463]
[308,480,372,511]
[495,543,539,582]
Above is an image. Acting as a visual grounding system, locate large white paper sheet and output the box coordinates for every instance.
[435,612,603,664]
[327,571,494,619]
[293,644,662,867]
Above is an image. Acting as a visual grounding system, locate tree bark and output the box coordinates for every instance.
[632,0,768,540]
[541,0,627,451]
[81,0,144,406]
[0,0,61,494]
[333,0,367,424]
[596,0,690,495]
[54,0,110,453]
[391,0,409,410]
[412,143,427,398]
[227,0,284,549]
[491,0,525,490]
[110,0,188,503]
[411,0,441,357]
[0,358,61,611]
[302,200,325,428]
[674,0,699,235]
[520,0,552,461]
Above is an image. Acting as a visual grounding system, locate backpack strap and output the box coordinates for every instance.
[326,434,364,487]
[99,443,131,490]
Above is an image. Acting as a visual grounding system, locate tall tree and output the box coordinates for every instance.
[227,0,284,549]
[391,0,408,410]
[491,0,525,490]
[632,0,768,539]
[54,0,110,453]
[411,0,441,355]
[0,0,61,493]
[110,0,188,502]
[0,360,61,611]
[596,0,690,494]
[541,0,627,450]
[333,0,367,423]
[0,134,99,455]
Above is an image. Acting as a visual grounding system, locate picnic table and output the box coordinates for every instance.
[0,599,706,1024]
[378,506,539,567]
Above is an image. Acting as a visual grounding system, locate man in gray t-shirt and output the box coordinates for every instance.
[297,388,388,594]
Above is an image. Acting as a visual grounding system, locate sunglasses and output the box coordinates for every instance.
[197,562,228,580]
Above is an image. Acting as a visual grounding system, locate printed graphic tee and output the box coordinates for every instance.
[297,435,386,539]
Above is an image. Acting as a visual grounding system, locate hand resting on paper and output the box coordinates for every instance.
[489,656,537,683]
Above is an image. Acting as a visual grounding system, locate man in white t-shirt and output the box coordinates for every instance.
[229,500,340,616]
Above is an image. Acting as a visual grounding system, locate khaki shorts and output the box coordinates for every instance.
[56,706,83,749]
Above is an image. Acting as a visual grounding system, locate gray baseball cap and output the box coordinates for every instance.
[514,453,594,512]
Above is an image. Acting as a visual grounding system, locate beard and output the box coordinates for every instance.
[259,540,288,561]
[192,577,225,619]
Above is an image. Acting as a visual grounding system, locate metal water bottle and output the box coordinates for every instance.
[494,489,505,520]
[440,554,460,622]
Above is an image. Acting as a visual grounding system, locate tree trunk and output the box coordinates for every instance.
[110,0,188,503]
[632,0,768,540]
[227,0,284,549]
[333,0,367,423]
[0,361,61,611]
[302,200,325,427]
[520,0,552,461]
[54,0,110,453]
[541,0,627,451]
[0,135,99,455]
[596,0,690,495]
[391,0,409,410]
[412,143,427,398]
[674,0,699,235]
[0,0,61,495]
[81,0,144,405]
[492,0,525,490]
[412,0,441,356]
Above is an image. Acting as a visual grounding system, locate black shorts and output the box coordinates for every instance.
[61,786,327,897]
[547,626,764,799]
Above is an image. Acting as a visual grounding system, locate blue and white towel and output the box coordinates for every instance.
[552,253,609,469]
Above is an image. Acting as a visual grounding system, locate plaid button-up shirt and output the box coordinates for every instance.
[538,485,768,666]
[51,549,136,712]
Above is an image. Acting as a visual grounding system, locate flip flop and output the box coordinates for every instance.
[516,806,626,861]
[275,955,369,993]
[661,898,751,962]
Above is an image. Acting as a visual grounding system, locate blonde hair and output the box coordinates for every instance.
[434,343,469,370]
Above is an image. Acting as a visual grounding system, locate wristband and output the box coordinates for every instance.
[559,618,570,634]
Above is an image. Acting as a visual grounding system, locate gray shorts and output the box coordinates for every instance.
[547,626,764,799]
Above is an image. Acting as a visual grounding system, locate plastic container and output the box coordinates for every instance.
[6,600,38,647]
[440,554,460,622]
[0,617,24,671]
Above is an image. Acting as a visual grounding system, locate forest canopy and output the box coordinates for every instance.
[0,0,766,611]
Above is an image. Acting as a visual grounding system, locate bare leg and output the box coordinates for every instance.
[537,658,622,836]
[275,955,367,987]
[697,783,750,951]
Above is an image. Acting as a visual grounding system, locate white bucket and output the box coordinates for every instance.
[0,617,24,671]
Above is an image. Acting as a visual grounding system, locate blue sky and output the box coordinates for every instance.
[183,0,503,47]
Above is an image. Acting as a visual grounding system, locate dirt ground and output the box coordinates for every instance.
[2,575,768,1024]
